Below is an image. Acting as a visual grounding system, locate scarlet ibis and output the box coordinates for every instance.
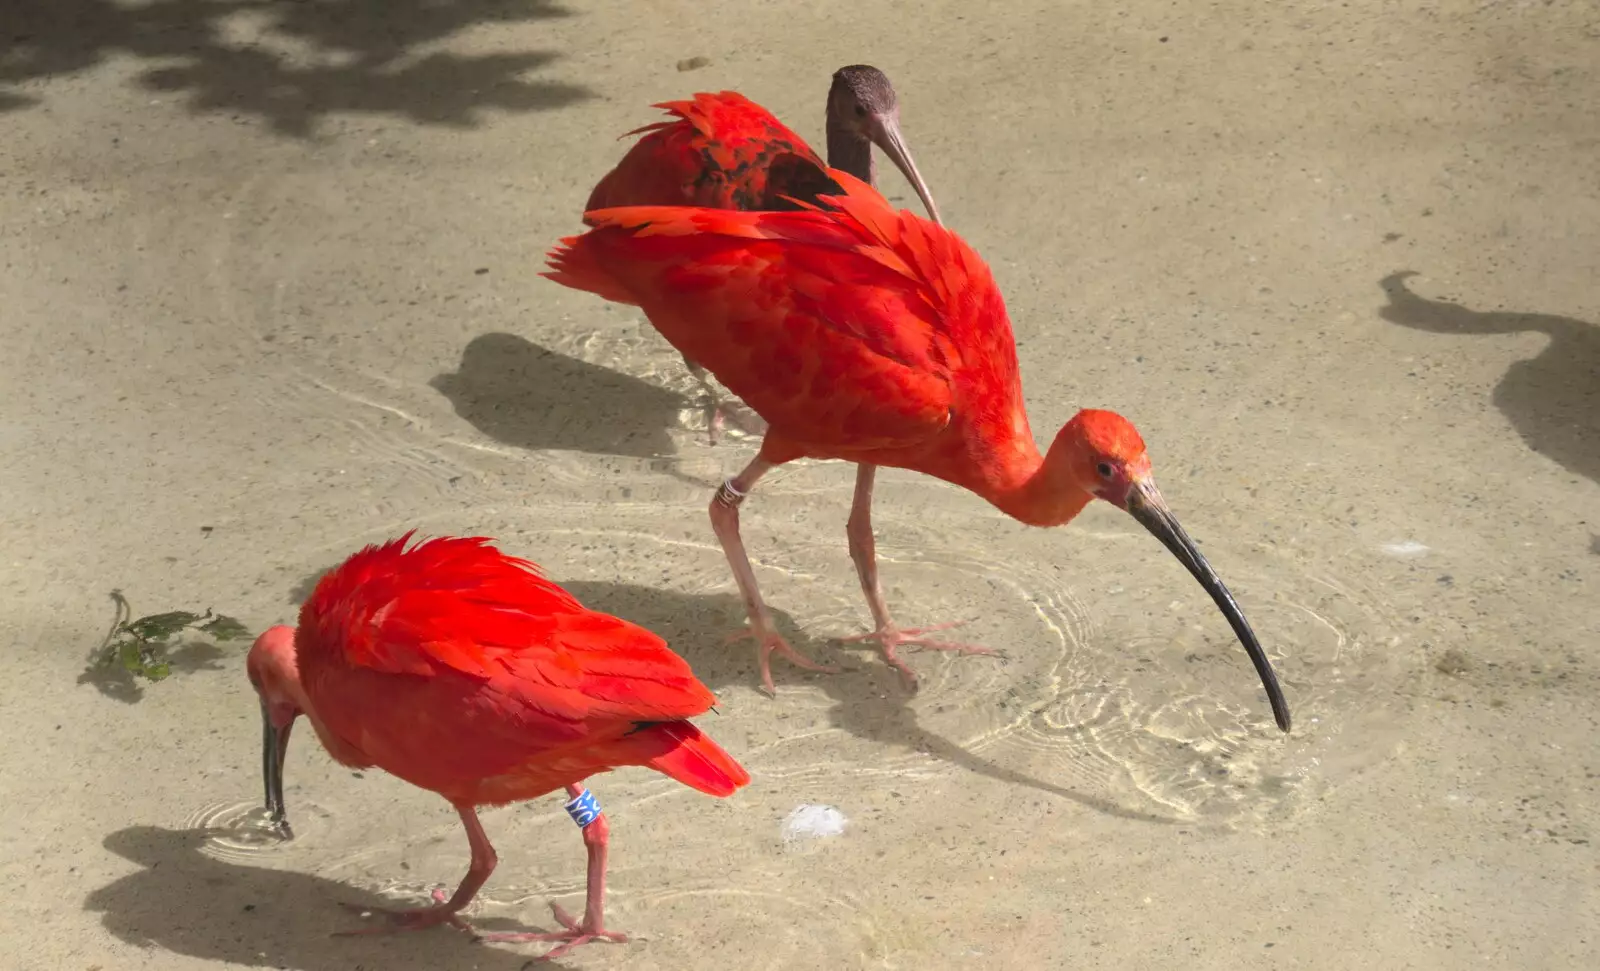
[543,170,1292,732]
[246,532,751,958]
[584,65,941,445]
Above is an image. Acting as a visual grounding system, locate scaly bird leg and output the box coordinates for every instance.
[710,456,839,694]
[841,463,999,691]
[334,803,494,937]
[476,785,629,959]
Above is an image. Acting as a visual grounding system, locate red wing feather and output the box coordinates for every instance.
[632,721,752,797]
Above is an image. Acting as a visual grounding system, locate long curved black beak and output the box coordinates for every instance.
[1124,478,1292,732]
[866,112,942,225]
[260,699,295,839]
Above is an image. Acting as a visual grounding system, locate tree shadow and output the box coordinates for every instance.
[559,579,1178,826]
[1378,271,1600,486]
[1,0,592,135]
[430,332,687,459]
[86,825,572,970]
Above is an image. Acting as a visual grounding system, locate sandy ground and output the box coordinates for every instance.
[3,1,1598,968]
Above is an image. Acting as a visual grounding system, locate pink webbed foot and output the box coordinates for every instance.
[724,625,840,696]
[335,887,473,937]
[475,901,628,960]
[837,621,1001,690]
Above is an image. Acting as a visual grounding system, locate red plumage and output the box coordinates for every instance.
[584,92,832,214]
[294,531,746,804]
[577,72,940,455]
[545,169,1033,497]
[578,89,852,448]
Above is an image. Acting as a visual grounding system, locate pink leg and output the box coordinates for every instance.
[476,784,629,960]
[711,456,839,695]
[841,464,999,690]
[334,803,493,937]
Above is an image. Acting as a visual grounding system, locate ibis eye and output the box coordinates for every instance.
[854,104,867,117]
[1095,462,1115,480]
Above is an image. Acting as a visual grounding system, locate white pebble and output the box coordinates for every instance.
[780,804,847,845]
[1379,540,1430,557]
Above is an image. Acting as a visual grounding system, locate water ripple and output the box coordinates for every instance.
[182,799,305,863]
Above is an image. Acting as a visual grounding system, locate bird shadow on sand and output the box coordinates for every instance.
[559,580,1178,826]
[87,826,580,970]
[430,331,749,489]
[1,0,592,135]
[431,332,684,459]
[1378,271,1600,486]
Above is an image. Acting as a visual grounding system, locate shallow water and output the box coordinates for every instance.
[4,2,1599,969]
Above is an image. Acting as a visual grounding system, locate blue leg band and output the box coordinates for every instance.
[565,788,602,828]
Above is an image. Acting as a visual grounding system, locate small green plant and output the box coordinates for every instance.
[95,590,252,681]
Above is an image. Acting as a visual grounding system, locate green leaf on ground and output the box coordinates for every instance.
[88,595,255,690]
[124,611,204,642]
[197,614,250,642]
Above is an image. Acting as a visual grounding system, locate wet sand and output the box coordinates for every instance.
[2,1,1597,968]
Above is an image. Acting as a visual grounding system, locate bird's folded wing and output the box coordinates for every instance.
[314,536,717,730]
[551,172,1009,451]
[588,91,824,213]
[371,589,717,726]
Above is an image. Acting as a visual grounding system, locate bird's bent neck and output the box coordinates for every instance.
[825,121,875,185]
[265,652,368,766]
[980,439,1094,529]
[260,650,316,719]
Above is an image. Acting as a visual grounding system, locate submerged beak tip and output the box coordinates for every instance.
[1125,481,1294,734]
[260,709,294,838]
